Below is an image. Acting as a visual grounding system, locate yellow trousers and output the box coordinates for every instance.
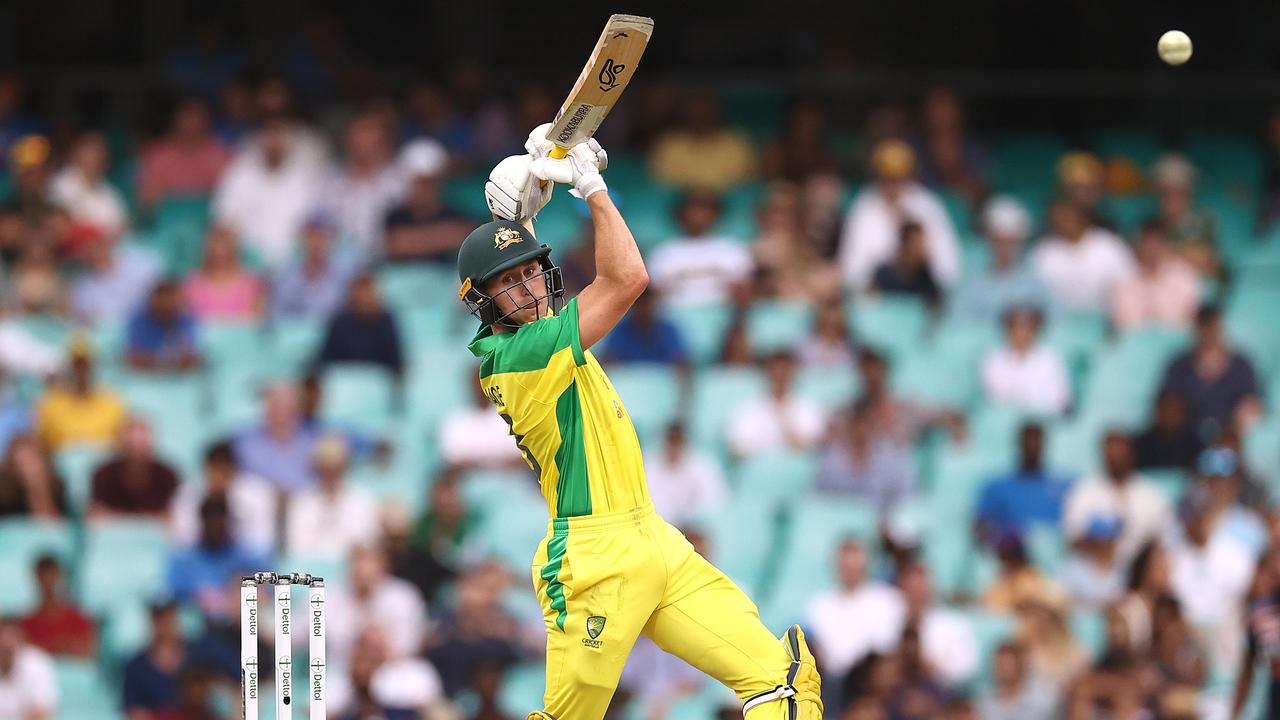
[530,503,793,720]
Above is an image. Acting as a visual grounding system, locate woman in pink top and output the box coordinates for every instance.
[183,225,265,321]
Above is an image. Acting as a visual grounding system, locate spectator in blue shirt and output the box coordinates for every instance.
[122,601,186,718]
[314,272,404,378]
[1159,304,1262,443]
[975,423,1074,546]
[270,209,361,323]
[233,382,319,491]
[950,196,1051,324]
[126,280,203,373]
[602,290,688,366]
[166,495,269,618]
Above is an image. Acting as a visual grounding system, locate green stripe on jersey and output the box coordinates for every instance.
[541,519,569,631]
[553,382,591,517]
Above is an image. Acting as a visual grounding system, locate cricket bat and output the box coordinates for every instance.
[544,14,655,161]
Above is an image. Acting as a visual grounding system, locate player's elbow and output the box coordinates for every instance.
[624,268,649,298]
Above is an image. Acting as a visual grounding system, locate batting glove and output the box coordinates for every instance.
[529,143,608,199]
[484,154,553,222]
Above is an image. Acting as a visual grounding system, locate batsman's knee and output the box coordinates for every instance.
[741,625,823,720]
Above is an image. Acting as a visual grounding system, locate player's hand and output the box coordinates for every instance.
[484,154,553,222]
[524,123,557,159]
[529,146,607,199]
[571,138,608,173]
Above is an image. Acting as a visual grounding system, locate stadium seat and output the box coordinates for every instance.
[718,182,766,240]
[319,363,397,434]
[99,599,205,667]
[117,371,208,477]
[847,295,928,362]
[1097,194,1157,235]
[1143,468,1190,504]
[376,264,457,314]
[1045,415,1105,479]
[150,195,212,275]
[497,662,547,719]
[472,483,547,571]
[745,300,815,355]
[0,519,76,614]
[1089,128,1164,168]
[965,610,1017,687]
[1070,609,1108,661]
[891,347,979,410]
[688,366,766,451]
[793,364,859,412]
[735,451,818,506]
[268,318,326,373]
[1025,523,1066,575]
[663,301,733,367]
[201,321,267,371]
[939,190,974,235]
[1245,419,1280,492]
[621,187,682,250]
[54,445,112,514]
[607,364,681,440]
[54,658,123,720]
[700,493,779,595]
[79,520,170,614]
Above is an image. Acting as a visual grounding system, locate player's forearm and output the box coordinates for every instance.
[587,192,647,290]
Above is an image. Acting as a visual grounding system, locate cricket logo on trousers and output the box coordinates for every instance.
[584,615,607,647]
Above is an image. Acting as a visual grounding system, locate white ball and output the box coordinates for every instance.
[1158,30,1193,66]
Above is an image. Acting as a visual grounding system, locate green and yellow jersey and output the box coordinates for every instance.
[467,298,649,518]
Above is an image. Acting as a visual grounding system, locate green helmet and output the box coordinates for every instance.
[456,220,564,328]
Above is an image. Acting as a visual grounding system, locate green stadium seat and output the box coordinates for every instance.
[99,599,205,667]
[932,314,1002,365]
[319,363,396,434]
[55,658,123,720]
[79,520,170,614]
[1184,132,1264,189]
[689,366,765,451]
[663,302,733,367]
[735,451,818,506]
[1043,312,1106,379]
[1025,523,1066,575]
[0,519,76,614]
[54,445,112,513]
[621,187,681,250]
[966,610,1017,687]
[1245,419,1280,491]
[531,195,587,254]
[701,494,778,595]
[443,171,491,219]
[1144,467,1190,504]
[201,321,266,370]
[1070,609,1108,660]
[118,372,208,477]
[669,682,736,720]
[1098,195,1157,235]
[1046,415,1104,478]
[498,662,547,719]
[473,484,547,571]
[1089,128,1164,167]
[793,365,859,413]
[150,195,212,275]
[718,182,766,240]
[848,296,928,362]
[891,347,979,410]
[940,190,974,235]
[273,553,349,588]
[958,408,1025,474]
[607,364,681,440]
[376,263,456,313]
[745,300,814,355]
[268,318,326,373]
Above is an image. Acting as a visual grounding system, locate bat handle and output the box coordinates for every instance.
[538,143,573,189]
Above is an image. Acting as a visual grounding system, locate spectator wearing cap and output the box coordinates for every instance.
[1056,150,1113,231]
[284,435,379,559]
[1058,515,1126,609]
[975,423,1073,546]
[643,423,728,526]
[1198,446,1267,557]
[649,90,756,192]
[383,138,474,264]
[1153,153,1220,276]
[69,218,163,325]
[1158,304,1262,440]
[323,111,405,257]
[137,97,230,209]
[950,196,1050,323]
[122,601,187,718]
[1111,219,1201,331]
[815,400,916,518]
[838,139,961,291]
[166,495,270,616]
[1064,431,1170,563]
[182,224,265,322]
[1,134,58,234]
[34,337,127,451]
[981,306,1071,416]
[87,416,179,521]
[171,441,276,557]
[125,280,203,373]
[0,614,58,717]
[313,272,404,378]
[726,351,826,458]
[649,191,753,306]
[1031,198,1135,313]
[20,555,96,659]
[49,131,128,240]
[270,208,361,322]
[1133,392,1203,471]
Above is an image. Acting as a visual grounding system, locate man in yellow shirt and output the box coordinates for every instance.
[457,136,820,720]
[35,338,126,451]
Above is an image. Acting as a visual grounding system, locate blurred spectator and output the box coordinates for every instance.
[1199,446,1267,557]
[870,221,942,306]
[34,338,126,450]
[333,624,444,720]
[401,81,476,166]
[975,423,1072,545]
[1111,219,1201,331]
[0,375,27,456]
[295,373,384,463]
[815,401,916,518]
[1149,594,1206,704]
[0,615,57,718]
[798,303,857,372]
[233,382,320,490]
[411,470,476,583]
[166,495,269,616]
[324,111,404,256]
[649,192,752,306]
[314,273,404,377]
[1114,542,1171,652]
[890,624,946,718]
[0,313,63,379]
[976,641,1056,720]
[1153,154,1220,276]
[602,289,688,366]
[440,376,525,470]
[857,348,963,443]
[10,243,66,314]
[0,73,45,167]
[1133,392,1202,471]
[171,666,221,720]
[122,601,185,718]
[213,114,328,267]
[1064,431,1170,561]
[212,78,254,146]
[649,91,756,191]
[383,139,472,263]
[981,306,1071,415]
[911,87,987,205]
[1056,151,1112,230]
[898,562,978,687]
[760,100,838,181]
[49,131,127,240]
[644,422,728,526]
[951,196,1049,323]
[753,181,841,301]
[70,226,163,325]
[2,135,57,237]
[726,351,826,457]
[1066,646,1146,720]
[1031,199,1134,312]
[1059,515,1126,609]
[982,534,1064,613]
[285,435,379,558]
[137,97,230,208]
[1158,304,1262,441]
[426,560,522,697]
[381,501,455,606]
[0,434,68,519]
[182,225,265,322]
[1015,595,1088,690]
[1168,485,1254,674]
[1234,548,1280,718]
[805,538,905,680]
[171,441,276,556]
[164,21,244,104]
[20,555,95,658]
[125,280,203,372]
[839,651,902,715]
[328,544,428,665]
[270,209,361,322]
[838,139,961,291]
[620,634,704,720]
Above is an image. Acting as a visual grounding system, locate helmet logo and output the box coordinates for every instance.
[494,227,524,250]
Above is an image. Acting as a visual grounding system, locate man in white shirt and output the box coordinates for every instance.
[49,131,128,239]
[321,111,405,259]
[439,376,526,470]
[1032,199,1136,312]
[284,435,380,558]
[1063,431,1172,562]
[644,422,729,525]
[0,617,57,720]
[897,561,978,688]
[981,306,1071,415]
[726,351,827,458]
[838,139,960,291]
[326,544,428,667]
[170,441,277,556]
[804,538,906,680]
[648,192,752,306]
[213,115,329,267]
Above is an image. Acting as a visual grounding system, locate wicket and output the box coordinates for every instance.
[241,572,326,720]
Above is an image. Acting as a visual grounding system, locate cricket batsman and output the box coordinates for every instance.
[454,126,822,720]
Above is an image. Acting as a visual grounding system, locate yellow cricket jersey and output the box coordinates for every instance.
[467,298,650,518]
